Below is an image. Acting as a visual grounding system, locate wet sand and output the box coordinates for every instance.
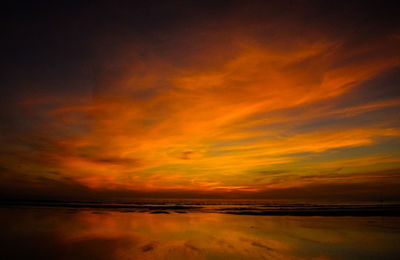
[1,200,399,216]
[1,206,400,259]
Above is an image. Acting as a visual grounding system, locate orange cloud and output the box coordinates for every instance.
[2,21,400,199]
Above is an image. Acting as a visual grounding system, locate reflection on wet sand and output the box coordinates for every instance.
[0,207,399,259]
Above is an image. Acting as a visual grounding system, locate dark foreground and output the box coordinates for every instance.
[1,204,400,259]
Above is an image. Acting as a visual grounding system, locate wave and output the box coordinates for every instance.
[1,199,400,216]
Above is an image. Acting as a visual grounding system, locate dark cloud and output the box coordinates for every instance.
[0,1,399,201]
[180,151,195,160]
[141,242,157,252]
[258,170,289,176]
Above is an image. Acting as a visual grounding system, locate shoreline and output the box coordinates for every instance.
[1,201,399,217]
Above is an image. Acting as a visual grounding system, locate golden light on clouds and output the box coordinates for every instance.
[1,3,400,200]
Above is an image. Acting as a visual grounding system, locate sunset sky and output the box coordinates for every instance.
[1,1,400,201]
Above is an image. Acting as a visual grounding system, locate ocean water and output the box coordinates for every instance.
[2,199,399,216]
[1,200,400,259]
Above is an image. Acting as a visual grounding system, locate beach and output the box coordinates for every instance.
[1,202,400,259]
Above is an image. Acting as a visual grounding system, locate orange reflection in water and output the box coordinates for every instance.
[1,208,400,259]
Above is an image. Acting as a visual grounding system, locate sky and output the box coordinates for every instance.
[1,1,400,201]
